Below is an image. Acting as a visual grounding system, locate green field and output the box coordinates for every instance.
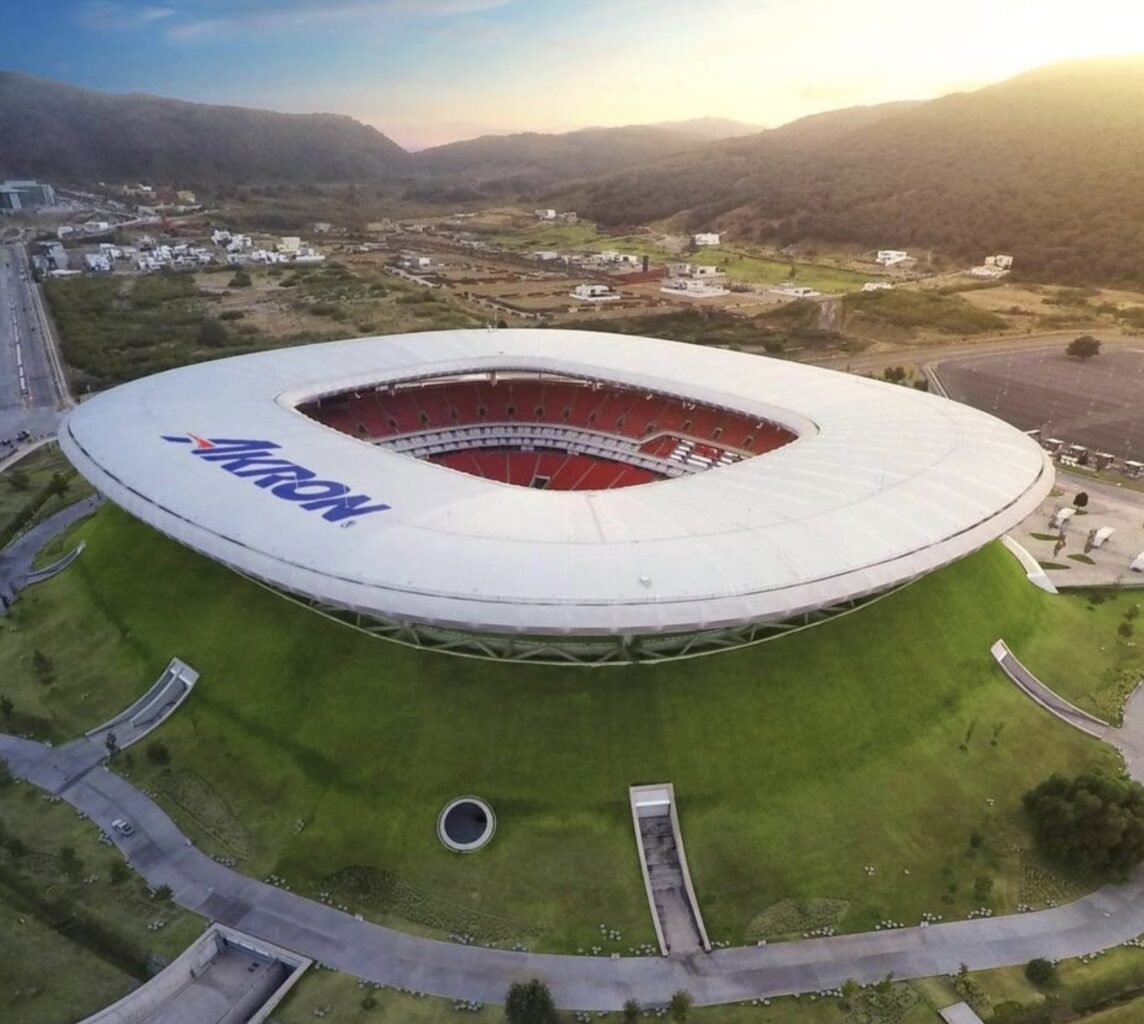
[0,502,1126,957]
[683,247,877,294]
[1018,588,1144,723]
[842,290,1008,336]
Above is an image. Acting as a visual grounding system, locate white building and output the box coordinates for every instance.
[692,265,722,278]
[862,282,893,292]
[535,209,557,221]
[559,212,579,224]
[693,233,721,247]
[278,236,302,254]
[532,251,560,262]
[985,254,1013,270]
[571,283,620,303]
[661,279,728,299]
[774,285,821,298]
[875,249,910,266]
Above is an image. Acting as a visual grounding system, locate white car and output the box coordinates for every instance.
[111,818,135,837]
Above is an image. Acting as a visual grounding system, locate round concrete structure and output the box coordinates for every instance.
[59,329,1054,661]
[437,797,496,853]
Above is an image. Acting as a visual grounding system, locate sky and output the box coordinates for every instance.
[3,0,1144,149]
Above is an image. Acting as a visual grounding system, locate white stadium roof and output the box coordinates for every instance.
[61,329,1053,653]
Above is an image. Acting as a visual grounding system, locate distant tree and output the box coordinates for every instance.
[5,468,29,491]
[0,695,12,725]
[622,998,641,1024]
[145,739,170,766]
[108,860,130,885]
[504,979,557,1024]
[1074,492,1089,508]
[669,989,693,1023]
[1067,335,1101,360]
[228,269,252,288]
[45,472,69,498]
[153,884,173,903]
[1024,772,1144,873]
[198,317,228,348]
[1025,958,1055,985]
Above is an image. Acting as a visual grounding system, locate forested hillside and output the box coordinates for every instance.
[0,72,410,183]
[568,57,1144,285]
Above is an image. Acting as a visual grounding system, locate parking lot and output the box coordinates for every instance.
[935,342,1144,462]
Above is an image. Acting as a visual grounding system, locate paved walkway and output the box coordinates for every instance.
[0,493,101,607]
[5,715,1144,1010]
[991,639,1144,777]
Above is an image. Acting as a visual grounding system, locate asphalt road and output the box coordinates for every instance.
[0,243,66,443]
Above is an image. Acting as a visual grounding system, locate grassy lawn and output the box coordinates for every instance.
[0,504,1122,958]
[1017,588,1144,723]
[683,248,876,294]
[278,968,941,1024]
[0,774,202,1024]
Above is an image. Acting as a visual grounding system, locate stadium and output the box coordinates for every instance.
[59,328,1054,663]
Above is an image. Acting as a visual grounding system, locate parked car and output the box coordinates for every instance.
[111,818,135,837]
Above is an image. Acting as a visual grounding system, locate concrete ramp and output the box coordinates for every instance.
[629,783,711,956]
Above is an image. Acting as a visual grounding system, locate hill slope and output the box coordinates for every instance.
[409,118,763,192]
[0,71,409,183]
[569,56,1144,285]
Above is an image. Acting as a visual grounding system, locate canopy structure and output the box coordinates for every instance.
[60,329,1054,663]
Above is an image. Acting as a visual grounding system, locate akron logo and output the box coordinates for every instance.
[162,434,391,523]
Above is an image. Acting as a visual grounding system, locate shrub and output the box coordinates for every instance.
[228,270,252,288]
[669,990,693,1023]
[505,979,557,1024]
[198,317,229,348]
[1026,958,1055,985]
[146,740,170,766]
[1024,772,1144,873]
[218,310,245,321]
[1066,336,1101,360]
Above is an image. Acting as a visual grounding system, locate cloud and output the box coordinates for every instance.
[77,1,175,32]
[161,0,512,42]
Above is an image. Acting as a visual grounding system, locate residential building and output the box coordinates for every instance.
[875,249,910,266]
[535,209,557,220]
[661,279,728,299]
[693,233,721,247]
[571,283,620,302]
[862,282,893,292]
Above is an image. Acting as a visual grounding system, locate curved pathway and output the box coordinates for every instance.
[0,494,102,606]
[4,706,1144,1011]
